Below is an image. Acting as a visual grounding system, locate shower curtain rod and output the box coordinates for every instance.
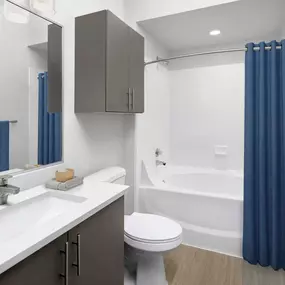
[144,46,282,66]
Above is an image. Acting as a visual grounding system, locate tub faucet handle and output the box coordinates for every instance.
[155,148,163,157]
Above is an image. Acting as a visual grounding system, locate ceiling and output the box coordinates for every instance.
[138,0,285,54]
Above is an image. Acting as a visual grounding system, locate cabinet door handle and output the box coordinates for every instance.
[132,88,135,110]
[72,234,81,276]
[60,242,69,285]
[127,88,131,111]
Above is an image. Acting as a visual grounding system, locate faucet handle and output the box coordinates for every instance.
[155,148,163,157]
[0,175,12,186]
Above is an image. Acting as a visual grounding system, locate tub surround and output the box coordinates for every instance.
[0,175,128,275]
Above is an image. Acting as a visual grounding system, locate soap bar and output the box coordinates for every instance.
[56,168,74,182]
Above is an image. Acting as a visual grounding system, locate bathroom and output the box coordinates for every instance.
[0,0,285,284]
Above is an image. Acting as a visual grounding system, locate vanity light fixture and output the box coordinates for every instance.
[4,0,30,24]
[30,0,55,14]
[210,30,221,36]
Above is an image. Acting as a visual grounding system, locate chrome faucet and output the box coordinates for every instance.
[156,160,167,167]
[0,175,20,205]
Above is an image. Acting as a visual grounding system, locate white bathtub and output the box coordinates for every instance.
[139,165,244,257]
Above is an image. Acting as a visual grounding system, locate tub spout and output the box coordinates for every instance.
[156,160,167,167]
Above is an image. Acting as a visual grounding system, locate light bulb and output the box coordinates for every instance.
[4,0,30,24]
[30,0,55,14]
[210,30,221,36]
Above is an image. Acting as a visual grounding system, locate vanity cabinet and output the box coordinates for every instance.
[0,234,68,285]
[69,197,124,285]
[0,198,124,285]
[75,10,145,114]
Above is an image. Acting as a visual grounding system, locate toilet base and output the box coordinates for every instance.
[124,268,135,285]
[136,252,168,285]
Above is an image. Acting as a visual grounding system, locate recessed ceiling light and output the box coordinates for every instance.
[210,30,221,36]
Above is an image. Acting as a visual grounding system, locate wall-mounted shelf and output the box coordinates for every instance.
[28,42,48,53]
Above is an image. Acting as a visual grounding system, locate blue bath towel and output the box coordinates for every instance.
[0,121,9,171]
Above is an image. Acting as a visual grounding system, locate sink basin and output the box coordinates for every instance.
[0,192,86,243]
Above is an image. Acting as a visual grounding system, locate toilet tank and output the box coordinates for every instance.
[89,167,126,185]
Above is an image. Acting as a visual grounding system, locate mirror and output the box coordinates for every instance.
[0,1,62,176]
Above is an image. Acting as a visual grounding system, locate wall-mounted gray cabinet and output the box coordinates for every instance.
[48,24,62,113]
[0,198,124,285]
[75,10,145,114]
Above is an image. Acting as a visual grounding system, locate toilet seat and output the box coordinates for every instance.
[124,213,182,252]
[124,231,181,244]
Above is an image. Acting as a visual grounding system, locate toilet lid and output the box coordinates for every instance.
[124,213,182,243]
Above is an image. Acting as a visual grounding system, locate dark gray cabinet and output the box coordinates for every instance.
[69,197,124,285]
[48,23,63,113]
[75,10,145,114]
[0,234,68,285]
[129,28,145,113]
[0,198,124,285]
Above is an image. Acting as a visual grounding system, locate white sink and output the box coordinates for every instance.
[0,192,86,244]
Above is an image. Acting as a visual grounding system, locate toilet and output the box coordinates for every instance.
[90,167,183,285]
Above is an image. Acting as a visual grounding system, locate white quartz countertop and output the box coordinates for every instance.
[0,176,128,275]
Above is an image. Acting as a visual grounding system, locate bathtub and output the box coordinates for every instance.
[139,165,243,257]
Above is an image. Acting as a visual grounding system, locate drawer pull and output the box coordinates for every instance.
[60,242,69,285]
[72,234,81,276]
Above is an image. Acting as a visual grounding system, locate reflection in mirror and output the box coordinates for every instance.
[0,1,62,176]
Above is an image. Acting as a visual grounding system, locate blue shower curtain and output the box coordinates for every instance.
[243,40,285,270]
[38,72,62,165]
[0,121,9,171]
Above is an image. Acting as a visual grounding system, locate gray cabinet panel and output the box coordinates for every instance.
[75,11,107,113]
[48,24,62,113]
[106,11,130,113]
[75,10,145,114]
[0,234,67,285]
[129,28,145,113]
[69,198,124,285]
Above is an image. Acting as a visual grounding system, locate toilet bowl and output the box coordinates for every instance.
[91,167,183,285]
[125,212,182,285]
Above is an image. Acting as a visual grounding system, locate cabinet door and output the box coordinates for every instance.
[106,11,130,113]
[75,11,107,113]
[69,198,124,285]
[48,24,62,113]
[129,28,145,113]
[0,234,68,285]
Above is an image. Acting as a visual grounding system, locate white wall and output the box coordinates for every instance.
[137,31,171,167]
[169,60,244,170]
[133,29,171,209]
[124,0,238,23]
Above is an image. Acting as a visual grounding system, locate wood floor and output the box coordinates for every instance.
[164,245,285,285]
